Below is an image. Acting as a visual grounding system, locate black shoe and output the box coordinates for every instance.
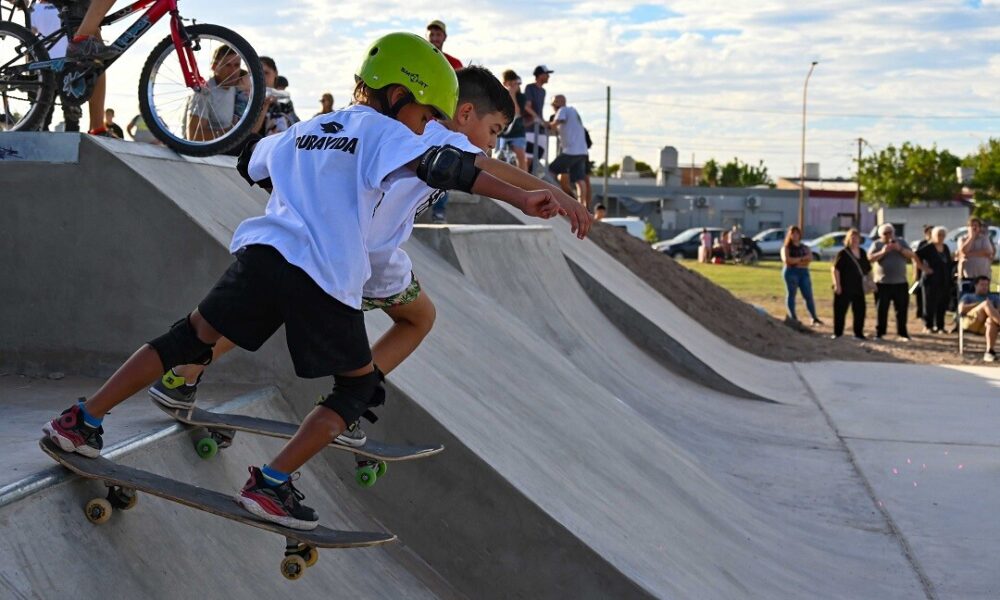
[149,369,199,409]
[811,318,824,326]
[237,467,319,530]
[854,334,867,340]
[42,402,104,458]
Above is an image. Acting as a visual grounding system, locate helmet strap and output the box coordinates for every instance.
[387,91,416,119]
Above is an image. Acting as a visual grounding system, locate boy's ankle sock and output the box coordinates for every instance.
[260,464,289,486]
[88,127,108,135]
[76,400,103,428]
[71,34,90,43]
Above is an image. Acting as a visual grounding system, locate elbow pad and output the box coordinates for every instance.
[236,133,273,190]
[416,145,481,193]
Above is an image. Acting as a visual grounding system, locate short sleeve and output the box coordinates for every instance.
[247,131,281,182]
[361,120,430,192]
[554,107,567,123]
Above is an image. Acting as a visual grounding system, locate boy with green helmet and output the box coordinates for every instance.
[43,32,575,530]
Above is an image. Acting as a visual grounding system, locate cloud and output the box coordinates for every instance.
[99,0,999,178]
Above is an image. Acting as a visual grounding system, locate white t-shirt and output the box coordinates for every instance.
[363,120,483,298]
[187,78,240,130]
[31,2,67,59]
[232,105,430,309]
[554,105,588,155]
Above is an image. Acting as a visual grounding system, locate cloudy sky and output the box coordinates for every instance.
[102,0,998,179]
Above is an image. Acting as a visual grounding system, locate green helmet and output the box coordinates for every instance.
[356,32,459,119]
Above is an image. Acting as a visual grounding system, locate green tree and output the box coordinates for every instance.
[858,143,961,207]
[635,160,656,178]
[965,138,1000,222]
[595,162,620,177]
[699,159,720,186]
[699,157,771,187]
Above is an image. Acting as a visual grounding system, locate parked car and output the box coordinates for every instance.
[652,227,725,259]
[601,217,647,241]
[805,231,873,261]
[752,228,786,258]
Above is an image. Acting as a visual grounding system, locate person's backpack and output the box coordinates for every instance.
[584,128,593,149]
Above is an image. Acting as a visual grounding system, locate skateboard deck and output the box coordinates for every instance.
[154,401,444,462]
[41,438,395,579]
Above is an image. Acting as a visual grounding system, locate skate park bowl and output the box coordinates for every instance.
[1,133,997,599]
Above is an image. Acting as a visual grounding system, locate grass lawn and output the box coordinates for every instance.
[681,258,1000,322]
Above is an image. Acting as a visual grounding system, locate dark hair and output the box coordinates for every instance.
[275,75,289,88]
[975,275,991,284]
[260,56,277,73]
[501,69,519,83]
[923,224,933,235]
[456,66,515,124]
[783,225,802,248]
[595,204,606,211]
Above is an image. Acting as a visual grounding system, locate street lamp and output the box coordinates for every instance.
[798,61,817,231]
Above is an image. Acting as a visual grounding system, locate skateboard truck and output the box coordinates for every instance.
[282,538,319,580]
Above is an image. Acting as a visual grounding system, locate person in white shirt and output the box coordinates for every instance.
[153,66,593,445]
[547,94,590,206]
[43,33,570,532]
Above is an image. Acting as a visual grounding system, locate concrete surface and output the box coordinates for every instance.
[0,134,996,598]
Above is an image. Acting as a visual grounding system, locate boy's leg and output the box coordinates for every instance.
[66,0,121,62]
[150,337,237,409]
[87,73,107,134]
[74,0,117,38]
[371,292,435,374]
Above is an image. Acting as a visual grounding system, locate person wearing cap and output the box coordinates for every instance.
[426,20,463,70]
[316,93,334,116]
[523,65,552,172]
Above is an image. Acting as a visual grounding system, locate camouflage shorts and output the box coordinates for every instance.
[361,275,421,312]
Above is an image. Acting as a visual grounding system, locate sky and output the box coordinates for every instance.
[100,0,999,179]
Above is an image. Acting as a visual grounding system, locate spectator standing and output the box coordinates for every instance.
[523,66,552,171]
[781,225,822,325]
[916,226,953,333]
[831,228,871,339]
[186,45,247,141]
[126,113,159,144]
[499,70,528,171]
[425,20,462,222]
[547,94,589,205]
[699,227,712,263]
[958,217,995,280]
[913,224,933,320]
[959,275,1000,361]
[426,20,463,69]
[104,108,123,138]
[316,93,334,116]
[273,75,301,126]
[32,0,81,132]
[868,223,920,341]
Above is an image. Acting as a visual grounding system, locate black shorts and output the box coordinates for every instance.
[198,245,371,378]
[548,153,588,183]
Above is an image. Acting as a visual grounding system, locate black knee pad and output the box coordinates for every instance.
[317,368,385,425]
[148,316,214,372]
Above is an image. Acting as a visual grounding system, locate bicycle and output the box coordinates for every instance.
[0,0,265,155]
[1,0,29,28]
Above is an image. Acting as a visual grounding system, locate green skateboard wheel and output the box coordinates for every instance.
[195,437,218,459]
[376,461,387,477]
[355,464,378,488]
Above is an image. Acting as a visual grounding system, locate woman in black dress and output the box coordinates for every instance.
[916,226,954,333]
[831,228,871,339]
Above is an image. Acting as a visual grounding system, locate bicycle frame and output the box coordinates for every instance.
[18,0,205,89]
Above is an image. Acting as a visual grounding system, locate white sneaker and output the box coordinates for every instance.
[984,351,997,363]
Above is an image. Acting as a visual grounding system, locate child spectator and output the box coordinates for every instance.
[960,275,1000,362]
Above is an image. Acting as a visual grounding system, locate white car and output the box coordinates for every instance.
[601,217,647,241]
[752,228,786,257]
[915,226,1000,262]
[805,231,874,261]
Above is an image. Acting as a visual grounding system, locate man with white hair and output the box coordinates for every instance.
[868,223,921,341]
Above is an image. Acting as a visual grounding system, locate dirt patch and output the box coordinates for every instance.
[586,223,901,363]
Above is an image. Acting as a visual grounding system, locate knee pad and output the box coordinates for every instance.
[317,367,385,425]
[148,316,214,372]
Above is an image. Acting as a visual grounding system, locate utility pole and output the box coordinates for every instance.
[603,85,610,207]
[855,137,864,227]
[798,61,818,231]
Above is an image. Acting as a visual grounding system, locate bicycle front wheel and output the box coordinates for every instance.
[138,23,265,156]
[0,21,55,132]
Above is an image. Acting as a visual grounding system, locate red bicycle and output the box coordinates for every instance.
[0,0,265,156]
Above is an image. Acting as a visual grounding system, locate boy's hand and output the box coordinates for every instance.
[551,191,593,239]
[520,189,563,220]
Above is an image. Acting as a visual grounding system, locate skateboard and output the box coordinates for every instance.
[40,438,396,580]
[153,402,444,488]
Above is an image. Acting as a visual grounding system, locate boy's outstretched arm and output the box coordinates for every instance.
[409,145,562,222]
[475,155,593,239]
